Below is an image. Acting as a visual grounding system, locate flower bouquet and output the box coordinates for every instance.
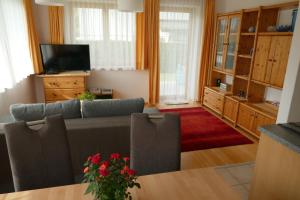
[83,153,140,200]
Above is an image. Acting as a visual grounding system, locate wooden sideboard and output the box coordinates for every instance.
[38,71,90,103]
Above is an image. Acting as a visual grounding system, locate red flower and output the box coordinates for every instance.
[99,163,107,171]
[123,157,130,162]
[127,169,136,176]
[99,169,109,177]
[102,161,109,167]
[120,165,129,175]
[99,164,110,177]
[110,153,120,160]
[91,153,101,164]
[83,167,89,173]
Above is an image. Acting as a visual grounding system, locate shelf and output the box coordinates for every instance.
[238,54,252,59]
[240,32,256,36]
[208,86,233,96]
[258,32,293,36]
[235,75,249,80]
[212,69,233,76]
[231,95,248,102]
[251,80,283,90]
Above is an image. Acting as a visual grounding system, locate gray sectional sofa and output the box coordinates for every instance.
[0,98,160,193]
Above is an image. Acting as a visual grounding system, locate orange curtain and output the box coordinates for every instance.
[23,0,42,74]
[198,0,215,103]
[136,12,145,70]
[48,6,64,44]
[144,0,160,105]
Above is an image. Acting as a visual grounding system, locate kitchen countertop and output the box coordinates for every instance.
[259,124,300,154]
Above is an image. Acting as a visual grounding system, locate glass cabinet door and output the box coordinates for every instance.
[224,16,240,72]
[214,17,228,70]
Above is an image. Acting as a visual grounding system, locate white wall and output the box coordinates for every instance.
[277,2,300,123]
[216,0,295,13]
[0,76,36,116]
[88,70,149,100]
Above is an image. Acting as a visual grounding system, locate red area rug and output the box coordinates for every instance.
[159,107,253,152]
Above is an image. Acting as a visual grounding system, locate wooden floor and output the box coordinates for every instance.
[155,102,258,170]
[181,144,258,170]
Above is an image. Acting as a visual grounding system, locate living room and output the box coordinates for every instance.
[0,0,300,199]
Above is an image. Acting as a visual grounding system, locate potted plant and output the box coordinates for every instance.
[83,153,140,200]
[78,91,96,101]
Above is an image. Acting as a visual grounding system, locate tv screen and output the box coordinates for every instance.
[40,44,90,74]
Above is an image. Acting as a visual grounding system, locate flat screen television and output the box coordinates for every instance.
[40,44,90,74]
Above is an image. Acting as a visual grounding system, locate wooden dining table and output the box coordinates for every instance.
[0,168,240,200]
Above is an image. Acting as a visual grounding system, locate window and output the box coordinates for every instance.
[160,11,191,98]
[0,0,33,92]
[76,8,104,41]
[159,0,204,102]
[65,2,136,70]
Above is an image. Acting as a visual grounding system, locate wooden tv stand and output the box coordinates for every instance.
[37,71,90,103]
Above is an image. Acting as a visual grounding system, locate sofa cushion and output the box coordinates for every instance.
[45,100,81,119]
[10,99,81,122]
[10,103,45,122]
[81,98,145,118]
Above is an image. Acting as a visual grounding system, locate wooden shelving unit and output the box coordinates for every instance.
[204,1,298,139]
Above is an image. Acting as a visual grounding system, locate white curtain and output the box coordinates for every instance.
[64,0,136,70]
[0,0,33,93]
[159,0,204,102]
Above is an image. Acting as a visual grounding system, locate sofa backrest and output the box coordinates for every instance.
[81,98,145,118]
[10,99,81,122]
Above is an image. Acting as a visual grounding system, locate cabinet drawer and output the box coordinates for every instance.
[203,88,224,114]
[45,89,84,101]
[223,97,239,122]
[43,77,85,89]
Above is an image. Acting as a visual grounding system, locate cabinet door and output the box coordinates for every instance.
[214,17,228,70]
[224,15,240,73]
[223,97,239,122]
[252,36,272,82]
[237,104,256,132]
[252,113,276,137]
[269,36,292,88]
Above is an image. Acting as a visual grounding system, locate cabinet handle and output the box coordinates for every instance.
[52,93,57,97]
[217,98,221,101]
[273,59,277,62]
